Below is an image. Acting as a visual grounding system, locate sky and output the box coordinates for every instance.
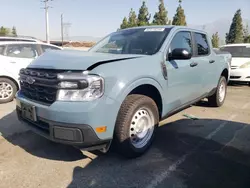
[1,0,250,40]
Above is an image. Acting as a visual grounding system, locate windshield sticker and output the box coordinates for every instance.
[144,28,165,32]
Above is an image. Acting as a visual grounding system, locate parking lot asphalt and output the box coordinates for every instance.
[0,85,250,188]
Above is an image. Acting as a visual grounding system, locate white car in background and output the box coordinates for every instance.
[0,41,62,104]
[0,36,42,43]
[219,43,250,85]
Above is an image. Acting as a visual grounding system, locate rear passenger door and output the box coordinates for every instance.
[165,30,201,111]
[192,32,215,94]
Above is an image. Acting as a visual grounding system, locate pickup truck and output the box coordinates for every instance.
[15,26,230,158]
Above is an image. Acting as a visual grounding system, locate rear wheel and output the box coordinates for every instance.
[113,94,159,158]
[208,76,227,107]
[0,78,17,104]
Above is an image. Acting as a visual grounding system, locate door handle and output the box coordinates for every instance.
[209,60,215,63]
[10,61,16,64]
[190,62,198,67]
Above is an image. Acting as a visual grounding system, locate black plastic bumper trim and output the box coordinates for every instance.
[16,107,111,148]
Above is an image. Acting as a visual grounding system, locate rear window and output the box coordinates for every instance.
[194,32,210,56]
[219,46,250,58]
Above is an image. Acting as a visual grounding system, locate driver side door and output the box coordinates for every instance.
[165,30,201,111]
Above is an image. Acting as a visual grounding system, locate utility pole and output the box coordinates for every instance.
[42,0,52,43]
[61,15,72,43]
[61,14,64,47]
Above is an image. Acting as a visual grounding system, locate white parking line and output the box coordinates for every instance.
[146,113,238,188]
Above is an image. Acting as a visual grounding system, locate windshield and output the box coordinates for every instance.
[219,46,250,58]
[89,27,172,55]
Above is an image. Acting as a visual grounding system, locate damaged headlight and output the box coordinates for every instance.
[57,73,104,101]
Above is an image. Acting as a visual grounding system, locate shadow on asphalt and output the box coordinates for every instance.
[0,110,86,161]
[1,111,250,188]
[66,119,250,188]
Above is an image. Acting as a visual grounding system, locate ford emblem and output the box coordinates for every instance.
[26,77,35,84]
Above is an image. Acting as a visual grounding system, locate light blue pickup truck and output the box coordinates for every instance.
[15,26,230,158]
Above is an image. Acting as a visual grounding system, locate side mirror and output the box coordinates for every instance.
[168,48,192,61]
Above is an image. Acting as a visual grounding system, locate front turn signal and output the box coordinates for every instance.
[96,126,107,133]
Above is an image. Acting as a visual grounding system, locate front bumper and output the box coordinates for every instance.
[230,68,250,82]
[15,91,120,148]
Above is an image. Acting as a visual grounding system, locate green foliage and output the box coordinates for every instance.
[243,23,250,43]
[0,26,10,36]
[152,0,168,25]
[244,36,250,43]
[226,9,244,44]
[120,17,129,29]
[172,0,187,26]
[12,26,17,36]
[137,1,151,26]
[128,8,138,28]
[211,32,220,48]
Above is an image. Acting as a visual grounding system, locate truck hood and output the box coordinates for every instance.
[28,50,145,70]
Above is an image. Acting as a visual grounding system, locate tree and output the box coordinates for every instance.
[152,0,168,25]
[12,26,17,36]
[211,32,220,48]
[243,23,250,43]
[137,1,150,26]
[120,17,129,29]
[225,9,244,44]
[128,8,138,28]
[0,26,10,36]
[172,0,187,26]
[244,36,250,43]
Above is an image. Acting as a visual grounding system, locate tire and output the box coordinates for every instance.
[0,78,17,104]
[208,76,227,107]
[113,94,159,158]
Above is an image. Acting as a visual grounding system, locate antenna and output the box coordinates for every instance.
[41,0,53,43]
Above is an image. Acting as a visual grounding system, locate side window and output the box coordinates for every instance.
[170,31,192,53]
[41,45,60,52]
[194,33,209,56]
[6,44,38,58]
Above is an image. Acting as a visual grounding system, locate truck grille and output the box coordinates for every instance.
[19,68,64,105]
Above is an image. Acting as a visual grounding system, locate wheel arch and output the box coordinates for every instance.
[127,84,163,119]
[114,78,165,119]
[221,68,229,82]
[0,75,19,90]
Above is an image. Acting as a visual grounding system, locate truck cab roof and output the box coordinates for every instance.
[118,25,209,35]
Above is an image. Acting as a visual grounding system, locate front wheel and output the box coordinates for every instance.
[208,76,227,107]
[0,78,17,104]
[113,94,159,158]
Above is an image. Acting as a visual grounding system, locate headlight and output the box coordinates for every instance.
[57,75,104,101]
[239,61,250,69]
